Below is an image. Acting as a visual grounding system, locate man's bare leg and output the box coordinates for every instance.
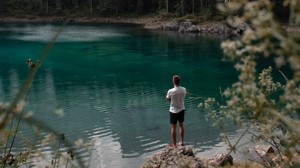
[171,124,177,147]
[179,122,184,146]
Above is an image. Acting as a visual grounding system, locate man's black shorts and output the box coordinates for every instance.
[169,110,185,125]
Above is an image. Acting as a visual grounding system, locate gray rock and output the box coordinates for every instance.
[141,146,205,168]
[162,21,180,31]
[186,25,199,33]
[207,153,233,167]
[151,20,245,36]
[178,20,193,33]
[246,145,284,167]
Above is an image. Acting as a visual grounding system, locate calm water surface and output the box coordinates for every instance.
[0,23,236,167]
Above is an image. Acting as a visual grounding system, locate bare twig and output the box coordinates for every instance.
[217,125,251,167]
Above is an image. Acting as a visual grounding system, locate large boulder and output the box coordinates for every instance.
[247,145,281,167]
[186,25,200,33]
[206,153,233,167]
[141,146,205,168]
[178,20,194,33]
[161,21,180,31]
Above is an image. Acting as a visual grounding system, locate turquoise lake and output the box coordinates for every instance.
[0,23,237,167]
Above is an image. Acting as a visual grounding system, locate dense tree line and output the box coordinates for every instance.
[0,0,218,16]
[0,0,290,22]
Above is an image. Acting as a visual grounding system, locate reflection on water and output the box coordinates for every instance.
[0,23,236,167]
[3,24,127,42]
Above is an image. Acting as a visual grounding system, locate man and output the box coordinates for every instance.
[166,75,186,148]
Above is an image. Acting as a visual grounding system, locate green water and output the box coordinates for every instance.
[0,23,237,167]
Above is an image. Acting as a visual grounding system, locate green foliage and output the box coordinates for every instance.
[200,0,300,166]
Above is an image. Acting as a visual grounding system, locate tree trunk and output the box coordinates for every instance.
[211,0,216,14]
[166,0,168,12]
[180,0,185,15]
[0,0,6,15]
[89,0,93,14]
[192,0,194,14]
[136,0,143,14]
[40,0,43,12]
[72,0,78,9]
[152,0,155,12]
[46,0,48,13]
[158,0,163,11]
[56,0,62,11]
[115,0,119,15]
[200,0,204,13]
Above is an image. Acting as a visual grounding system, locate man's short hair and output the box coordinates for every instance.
[173,75,180,85]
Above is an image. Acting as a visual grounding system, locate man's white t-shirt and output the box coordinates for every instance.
[166,86,186,113]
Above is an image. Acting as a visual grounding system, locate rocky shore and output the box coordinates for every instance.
[141,145,293,168]
[1,16,299,37]
[0,16,247,36]
[144,20,248,37]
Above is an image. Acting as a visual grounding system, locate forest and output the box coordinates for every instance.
[0,0,290,22]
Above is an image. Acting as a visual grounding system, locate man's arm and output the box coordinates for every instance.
[166,90,171,101]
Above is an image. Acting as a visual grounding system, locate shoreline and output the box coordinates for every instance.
[0,16,153,25]
[1,16,299,36]
[0,16,244,36]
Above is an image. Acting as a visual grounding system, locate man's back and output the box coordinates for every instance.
[167,86,186,113]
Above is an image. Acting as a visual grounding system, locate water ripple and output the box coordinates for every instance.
[4,25,128,42]
[141,140,160,147]
[0,23,237,168]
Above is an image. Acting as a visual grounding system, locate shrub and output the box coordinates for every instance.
[200,0,300,167]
